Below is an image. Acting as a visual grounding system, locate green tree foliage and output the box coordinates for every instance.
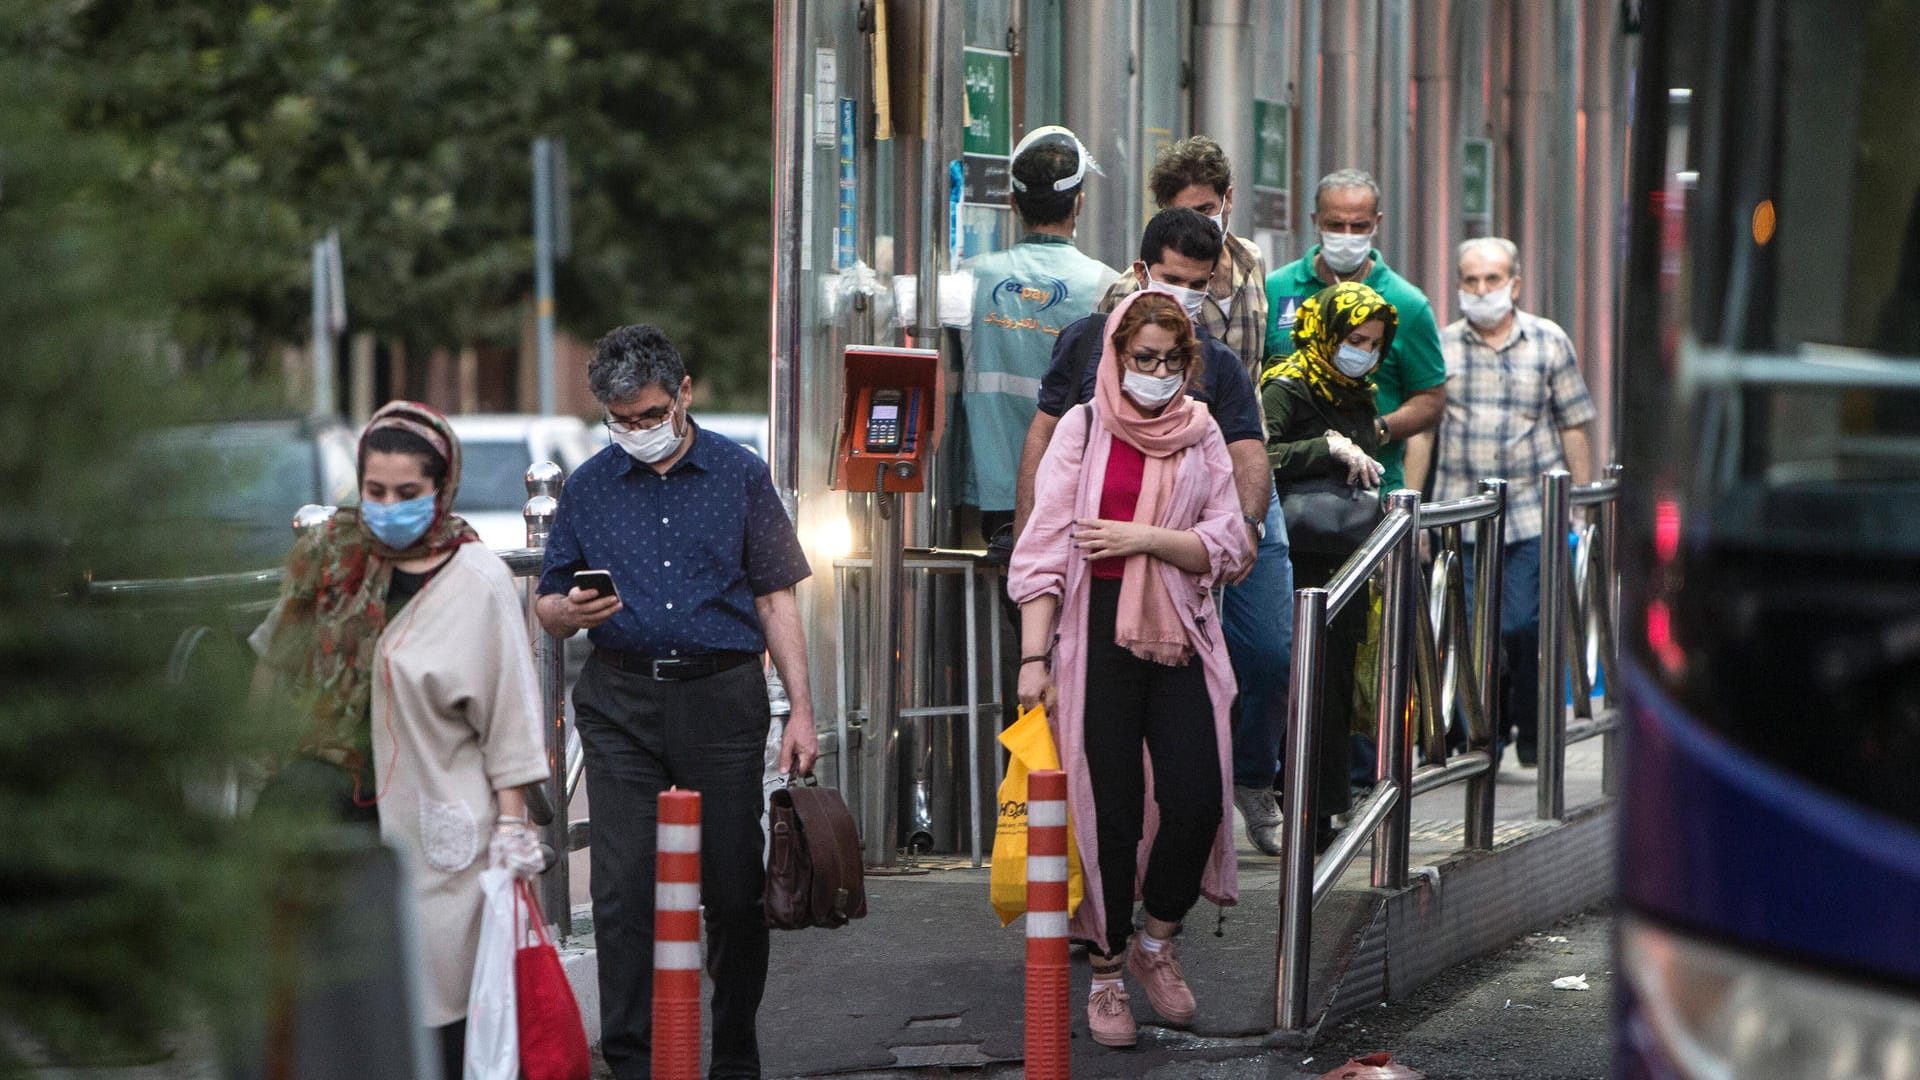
[20,0,774,405]
[0,40,304,1066]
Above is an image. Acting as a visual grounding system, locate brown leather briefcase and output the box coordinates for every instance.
[765,778,867,930]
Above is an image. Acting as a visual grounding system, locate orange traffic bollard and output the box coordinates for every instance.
[653,788,702,1080]
[1026,768,1071,1078]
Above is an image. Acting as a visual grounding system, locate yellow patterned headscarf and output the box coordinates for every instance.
[1260,282,1398,408]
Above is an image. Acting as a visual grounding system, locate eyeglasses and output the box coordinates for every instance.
[1128,350,1192,374]
[603,406,675,434]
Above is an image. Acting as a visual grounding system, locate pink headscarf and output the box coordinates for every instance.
[1092,291,1215,664]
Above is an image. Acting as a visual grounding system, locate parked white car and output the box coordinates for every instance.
[447,414,602,550]
[694,411,769,459]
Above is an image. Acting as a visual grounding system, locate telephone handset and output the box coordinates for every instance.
[864,387,906,453]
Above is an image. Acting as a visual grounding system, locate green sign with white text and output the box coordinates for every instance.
[1251,99,1291,231]
[962,47,1012,157]
[1462,138,1494,218]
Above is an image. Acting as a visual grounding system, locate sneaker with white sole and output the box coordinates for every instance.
[1233,784,1284,856]
[1087,979,1137,1048]
[1125,935,1196,1025]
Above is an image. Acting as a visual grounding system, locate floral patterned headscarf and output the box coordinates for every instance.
[264,401,479,788]
[1260,282,1398,411]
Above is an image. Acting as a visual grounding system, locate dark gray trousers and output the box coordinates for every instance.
[573,655,771,1080]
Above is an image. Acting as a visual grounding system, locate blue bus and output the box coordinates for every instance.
[1616,1,1920,1075]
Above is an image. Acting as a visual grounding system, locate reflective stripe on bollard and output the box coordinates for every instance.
[653,789,702,1080]
[1026,768,1071,1078]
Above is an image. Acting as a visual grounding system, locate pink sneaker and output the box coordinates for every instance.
[1086,979,1137,1048]
[1125,935,1196,1025]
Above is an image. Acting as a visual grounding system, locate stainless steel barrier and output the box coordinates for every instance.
[1274,479,1508,1029]
[1273,466,1624,1032]
[1537,465,1623,819]
[521,463,572,935]
[832,551,1006,867]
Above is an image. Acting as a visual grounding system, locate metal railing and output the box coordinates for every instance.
[1274,467,1623,1032]
[79,464,585,939]
[1539,464,1623,818]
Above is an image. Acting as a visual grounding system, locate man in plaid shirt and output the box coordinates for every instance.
[1434,237,1596,766]
[1096,136,1269,383]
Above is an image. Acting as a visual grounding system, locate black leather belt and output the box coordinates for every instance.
[595,648,759,681]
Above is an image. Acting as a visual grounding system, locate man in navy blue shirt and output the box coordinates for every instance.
[1013,207,1296,858]
[535,324,815,1080]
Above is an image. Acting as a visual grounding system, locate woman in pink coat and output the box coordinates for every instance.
[1008,290,1251,1048]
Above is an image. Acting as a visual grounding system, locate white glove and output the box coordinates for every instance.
[1325,431,1384,490]
[489,820,545,879]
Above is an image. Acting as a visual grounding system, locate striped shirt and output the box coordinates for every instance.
[1433,311,1598,541]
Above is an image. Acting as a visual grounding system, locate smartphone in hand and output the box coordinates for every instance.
[572,569,618,601]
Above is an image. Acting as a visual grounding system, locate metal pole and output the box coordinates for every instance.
[912,0,948,353]
[1371,491,1419,890]
[310,242,334,416]
[769,0,807,501]
[1194,1,1254,234]
[1455,0,1492,235]
[1510,0,1553,313]
[523,461,569,937]
[1320,0,1378,177]
[862,464,906,866]
[532,137,557,418]
[1411,0,1455,321]
[1465,478,1506,849]
[1296,0,1322,242]
[1537,469,1571,819]
[1580,0,1618,464]
[1599,462,1621,796]
[1378,0,1412,260]
[1552,0,1580,335]
[1276,587,1327,1032]
[1062,0,1139,270]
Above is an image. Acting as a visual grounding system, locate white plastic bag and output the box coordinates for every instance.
[464,868,519,1080]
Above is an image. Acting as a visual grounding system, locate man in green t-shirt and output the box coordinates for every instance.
[1264,169,1447,494]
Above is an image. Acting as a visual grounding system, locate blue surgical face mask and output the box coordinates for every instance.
[362,493,437,549]
[1333,343,1379,379]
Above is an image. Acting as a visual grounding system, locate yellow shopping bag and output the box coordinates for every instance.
[989,704,1085,926]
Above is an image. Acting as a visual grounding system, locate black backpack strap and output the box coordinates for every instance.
[1066,312,1108,407]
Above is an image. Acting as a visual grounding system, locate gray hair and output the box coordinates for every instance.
[1314,168,1382,214]
[587,324,686,405]
[1456,236,1522,277]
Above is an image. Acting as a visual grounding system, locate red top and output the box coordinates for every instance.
[1091,439,1147,580]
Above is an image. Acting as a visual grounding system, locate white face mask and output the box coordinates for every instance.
[1458,281,1515,328]
[1144,272,1208,320]
[1121,369,1185,408]
[611,405,683,463]
[1333,343,1378,379]
[1205,211,1226,236]
[1319,230,1374,274]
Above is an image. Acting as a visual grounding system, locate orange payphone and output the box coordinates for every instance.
[832,345,942,493]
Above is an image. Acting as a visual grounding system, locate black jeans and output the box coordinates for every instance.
[1289,552,1363,820]
[1079,578,1222,957]
[574,655,772,1080]
[435,1019,465,1080]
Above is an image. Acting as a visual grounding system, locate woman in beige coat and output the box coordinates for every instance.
[256,401,549,1076]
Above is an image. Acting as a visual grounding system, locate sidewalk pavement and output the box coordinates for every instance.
[583,741,1609,1079]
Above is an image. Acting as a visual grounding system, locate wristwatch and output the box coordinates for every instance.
[1374,416,1392,444]
[1242,514,1266,541]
